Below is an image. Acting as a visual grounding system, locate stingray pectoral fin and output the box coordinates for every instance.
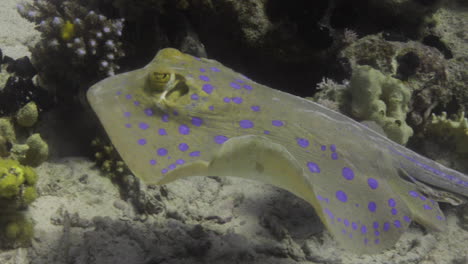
[160,135,317,204]
[388,169,447,231]
[207,135,317,202]
[156,160,210,185]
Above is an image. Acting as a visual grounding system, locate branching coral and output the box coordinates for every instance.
[17,0,125,100]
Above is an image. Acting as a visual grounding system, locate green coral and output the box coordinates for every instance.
[0,213,34,248]
[427,111,468,155]
[0,118,16,143]
[4,217,34,246]
[0,107,48,167]
[0,158,37,203]
[16,102,39,128]
[0,158,38,248]
[349,65,413,145]
[22,134,49,167]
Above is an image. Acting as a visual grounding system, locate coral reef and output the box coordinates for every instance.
[421,1,468,113]
[90,137,129,180]
[0,103,49,167]
[340,34,454,129]
[0,50,52,116]
[348,65,413,145]
[0,95,47,247]
[16,0,125,101]
[15,101,38,128]
[0,158,38,248]
[0,159,37,203]
[427,112,468,155]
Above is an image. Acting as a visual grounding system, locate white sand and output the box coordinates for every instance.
[0,0,38,59]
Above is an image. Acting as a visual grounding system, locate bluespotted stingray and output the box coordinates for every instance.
[87,48,468,254]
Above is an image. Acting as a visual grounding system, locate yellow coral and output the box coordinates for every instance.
[0,159,25,199]
[0,158,38,204]
[61,20,75,41]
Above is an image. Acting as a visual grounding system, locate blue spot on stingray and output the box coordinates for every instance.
[307,162,320,173]
[272,120,284,127]
[361,225,367,234]
[423,204,432,210]
[243,84,253,91]
[203,84,214,94]
[342,167,354,180]
[157,148,168,156]
[232,97,243,104]
[239,120,254,129]
[199,75,210,82]
[394,220,402,228]
[214,135,228,144]
[178,143,189,152]
[251,105,261,112]
[297,138,309,148]
[144,108,153,116]
[179,124,190,135]
[368,178,379,189]
[189,151,201,157]
[368,202,377,212]
[331,152,338,160]
[336,190,348,202]
[383,222,390,231]
[158,128,167,135]
[191,117,203,127]
[139,122,149,130]
[230,82,241,89]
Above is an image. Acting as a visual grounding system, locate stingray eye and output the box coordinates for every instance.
[147,72,171,92]
[153,73,170,82]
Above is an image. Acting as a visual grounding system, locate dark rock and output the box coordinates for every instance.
[2,55,14,65]
[397,51,420,80]
[6,56,37,79]
[383,31,409,42]
[0,76,54,116]
[423,35,453,59]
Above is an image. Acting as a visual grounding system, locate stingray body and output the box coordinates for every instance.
[87,48,468,254]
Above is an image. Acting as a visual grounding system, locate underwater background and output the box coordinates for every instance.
[0,0,467,263]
